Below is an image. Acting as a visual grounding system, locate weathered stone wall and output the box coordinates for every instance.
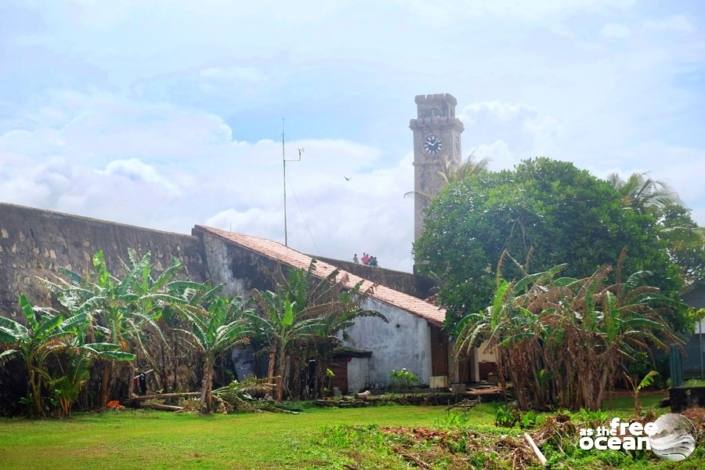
[0,203,206,315]
[194,226,282,297]
[316,256,436,299]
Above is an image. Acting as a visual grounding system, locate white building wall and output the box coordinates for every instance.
[473,341,497,381]
[342,297,433,389]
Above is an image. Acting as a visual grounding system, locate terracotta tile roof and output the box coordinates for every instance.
[197,226,446,326]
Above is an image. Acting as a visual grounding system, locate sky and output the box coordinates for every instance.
[1,0,704,271]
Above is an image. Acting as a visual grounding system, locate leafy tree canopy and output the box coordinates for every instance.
[414,158,686,330]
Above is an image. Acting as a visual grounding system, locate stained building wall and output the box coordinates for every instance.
[343,297,433,390]
[193,225,282,296]
[0,203,206,315]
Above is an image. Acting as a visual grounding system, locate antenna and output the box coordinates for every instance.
[282,118,303,246]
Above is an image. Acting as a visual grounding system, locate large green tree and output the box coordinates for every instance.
[415,158,685,329]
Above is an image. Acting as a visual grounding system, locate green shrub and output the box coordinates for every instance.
[494,404,520,428]
[389,368,418,390]
[519,410,537,429]
[435,410,471,429]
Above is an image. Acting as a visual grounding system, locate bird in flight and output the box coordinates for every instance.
[344,176,351,181]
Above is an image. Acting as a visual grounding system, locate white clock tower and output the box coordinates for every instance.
[409,93,464,241]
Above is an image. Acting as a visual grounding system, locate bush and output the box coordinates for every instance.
[389,368,418,390]
[494,404,520,428]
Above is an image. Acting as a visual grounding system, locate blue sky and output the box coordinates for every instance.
[1,0,704,270]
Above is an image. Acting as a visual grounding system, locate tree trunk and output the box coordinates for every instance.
[127,361,136,403]
[200,356,213,414]
[172,334,179,392]
[276,346,287,402]
[267,344,277,393]
[28,366,43,417]
[100,360,113,407]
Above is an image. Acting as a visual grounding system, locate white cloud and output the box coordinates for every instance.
[199,66,266,84]
[644,15,697,34]
[398,0,636,24]
[601,23,631,39]
[0,91,416,270]
[1,0,704,267]
[459,101,562,167]
[101,158,181,198]
[471,140,517,170]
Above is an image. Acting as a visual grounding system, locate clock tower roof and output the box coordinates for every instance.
[410,93,463,131]
[414,93,457,107]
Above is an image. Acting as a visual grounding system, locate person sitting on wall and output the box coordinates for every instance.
[369,256,378,267]
[361,253,370,265]
[353,253,359,264]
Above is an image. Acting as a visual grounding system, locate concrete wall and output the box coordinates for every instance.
[194,227,280,297]
[343,297,433,389]
[0,203,206,315]
[317,256,435,299]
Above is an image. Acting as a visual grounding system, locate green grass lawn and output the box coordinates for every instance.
[0,395,697,470]
[0,405,454,469]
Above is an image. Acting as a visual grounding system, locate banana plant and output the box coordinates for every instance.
[0,295,134,417]
[453,255,678,411]
[624,370,659,416]
[0,295,69,416]
[247,261,383,401]
[44,249,185,405]
[176,295,251,413]
[52,311,135,416]
[247,292,324,401]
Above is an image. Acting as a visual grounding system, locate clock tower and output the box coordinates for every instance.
[410,93,464,241]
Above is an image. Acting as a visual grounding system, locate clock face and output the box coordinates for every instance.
[423,134,443,155]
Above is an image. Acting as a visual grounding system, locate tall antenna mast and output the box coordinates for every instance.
[281,118,302,246]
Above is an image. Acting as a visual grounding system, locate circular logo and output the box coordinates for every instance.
[648,413,696,461]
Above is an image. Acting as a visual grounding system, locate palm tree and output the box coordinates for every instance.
[608,172,678,214]
[404,153,489,202]
[438,153,490,185]
[176,295,251,413]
